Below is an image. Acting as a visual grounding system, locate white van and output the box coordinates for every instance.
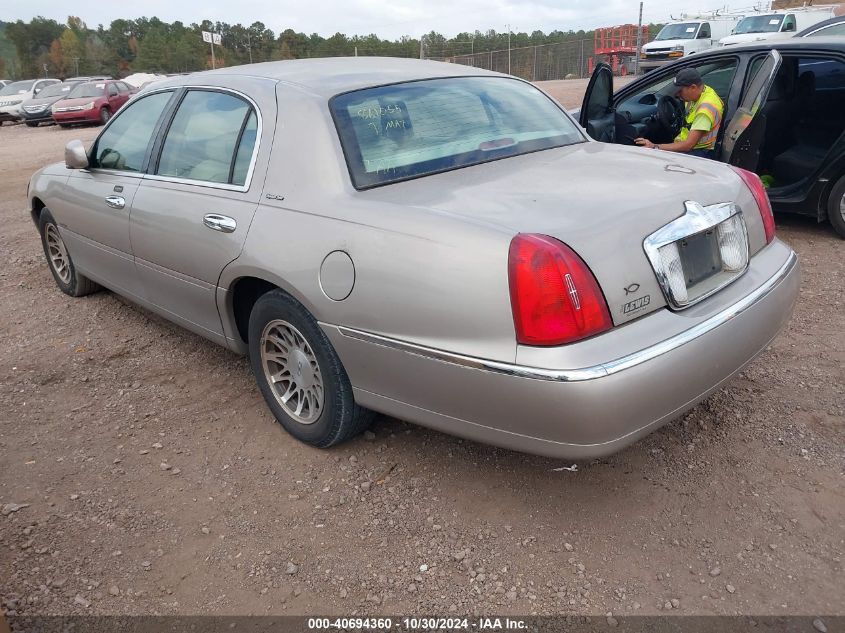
[640,16,744,72]
[719,7,838,46]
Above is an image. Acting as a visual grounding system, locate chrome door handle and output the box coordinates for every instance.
[105,195,125,209]
[203,214,236,233]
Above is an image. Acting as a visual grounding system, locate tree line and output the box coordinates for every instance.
[0,16,663,80]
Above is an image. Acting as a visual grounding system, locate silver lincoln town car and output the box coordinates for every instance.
[28,58,800,459]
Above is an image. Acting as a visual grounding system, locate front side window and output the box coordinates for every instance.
[782,16,796,32]
[108,84,119,96]
[698,23,711,39]
[332,77,584,189]
[157,90,257,185]
[93,91,173,171]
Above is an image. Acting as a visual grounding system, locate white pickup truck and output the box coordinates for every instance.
[719,7,838,46]
[639,16,744,72]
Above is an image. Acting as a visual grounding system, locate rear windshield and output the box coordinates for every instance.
[0,80,35,96]
[735,15,784,34]
[37,83,77,99]
[68,82,106,99]
[331,76,584,189]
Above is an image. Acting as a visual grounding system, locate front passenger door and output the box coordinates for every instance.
[56,90,175,299]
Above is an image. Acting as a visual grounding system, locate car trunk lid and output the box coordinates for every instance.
[364,142,745,325]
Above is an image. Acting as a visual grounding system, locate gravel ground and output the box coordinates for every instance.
[0,83,843,620]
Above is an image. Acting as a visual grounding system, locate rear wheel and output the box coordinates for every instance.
[99,107,111,125]
[38,209,100,297]
[248,289,372,448]
[828,175,845,239]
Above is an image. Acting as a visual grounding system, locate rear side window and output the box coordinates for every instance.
[331,77,584,189]
[93,91,173,171]
[157,90,258,186]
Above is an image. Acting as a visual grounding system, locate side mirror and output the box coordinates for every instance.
[65,140,89,169]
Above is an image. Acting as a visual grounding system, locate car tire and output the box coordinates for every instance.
[248,289,373,448]
[25,121,39,128]
[827,175,845,239]
[58,123,70,128]
[38,209,100,297]
[99,108,111,125]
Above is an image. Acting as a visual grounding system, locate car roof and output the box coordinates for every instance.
[796,15,845,37]
[151,57,506,97]
[715,36,845,54]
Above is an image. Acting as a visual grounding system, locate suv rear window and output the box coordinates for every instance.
[331,77,584,189]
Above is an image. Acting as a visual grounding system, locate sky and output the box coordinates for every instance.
[4,0,759,39]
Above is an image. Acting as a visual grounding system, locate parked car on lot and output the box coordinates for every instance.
[797,15,845,38]
[21,79,98,127]
[0,80,11,89]
[27,58,799,459]
[580,38,845,237]
[51,80,136,127]
[0,78,60,125]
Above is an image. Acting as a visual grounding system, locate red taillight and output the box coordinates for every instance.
[508,234,613,346]
[731,165,775,244]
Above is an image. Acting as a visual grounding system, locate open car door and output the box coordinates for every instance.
[579,62,616,143]
[720,49,782,171]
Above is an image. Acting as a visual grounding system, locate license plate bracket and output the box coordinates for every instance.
[678,229,722,287]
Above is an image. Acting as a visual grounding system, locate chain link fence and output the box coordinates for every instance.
[429,38,647,81]
[428,40,595,81]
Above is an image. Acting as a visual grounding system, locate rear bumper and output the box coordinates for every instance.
[323,241,800,459]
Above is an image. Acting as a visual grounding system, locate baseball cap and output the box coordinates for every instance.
[674,68,703,89]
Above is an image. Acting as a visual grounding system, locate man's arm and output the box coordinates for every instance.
[635,129,705,152]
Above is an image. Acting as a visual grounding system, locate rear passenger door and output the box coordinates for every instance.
[130,86,272,340]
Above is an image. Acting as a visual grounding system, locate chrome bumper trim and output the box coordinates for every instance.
[333,250,797,383]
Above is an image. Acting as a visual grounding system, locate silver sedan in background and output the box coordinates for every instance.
[27,58,800,459]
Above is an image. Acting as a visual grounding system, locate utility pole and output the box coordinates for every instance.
[419,34,425,59]
[635,1,644,76]
[507,24,511,75]
[72,57,80,77]
[246,31,253,64]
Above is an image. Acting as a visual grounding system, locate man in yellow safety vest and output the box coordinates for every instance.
[635,67,724,159]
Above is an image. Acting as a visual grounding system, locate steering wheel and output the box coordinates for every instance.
[656,95,684,139]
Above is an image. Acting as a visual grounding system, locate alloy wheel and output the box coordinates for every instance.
[45,224,71,284]
[260,319,324,424]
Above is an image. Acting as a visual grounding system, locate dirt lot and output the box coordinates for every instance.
[0,82,843,622]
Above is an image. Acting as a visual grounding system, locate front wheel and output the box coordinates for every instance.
[99,108,111,125]
[248,289,372,448]
[827,174,845,239]
[38,209,100,297]
[25,121,39,128]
